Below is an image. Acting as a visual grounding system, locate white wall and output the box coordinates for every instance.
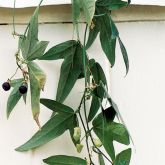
[111,21,165,165]
[0,4,165,165]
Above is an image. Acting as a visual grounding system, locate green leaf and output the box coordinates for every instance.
[109,122,130,145]
[27,7,39,43]
[96,8,116,66]
[91,62,107,85]
[100,30,116,67]
[43,155,87,165]
[56,43,84,103]
[40,99,74,115]
[118,37,129,75]
[80,0,95,25]
[88,95,100,122]
[10,78,24,87]
[110,17,119,38]
[7,80,23,118]
[39,40,77,60]
[68,114,80,146]
[98,154,105,165]
[88,62,107,121]
[86,18,100,49]
[27,41,49,61]
[113,148,132,165]
[92,85,105,99]
[96,0,128,10]
[28,62,46,120]
[71,0,82,26]
[15,113,73,152]
[93,113,115,160]
[100,82,134,145]
[71,0,95,25]
[20,8,39,59]
[20,8,49,60]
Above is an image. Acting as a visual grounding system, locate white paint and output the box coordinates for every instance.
[111,21,165,165]
[0,0,165,8]
[132,0,165,6]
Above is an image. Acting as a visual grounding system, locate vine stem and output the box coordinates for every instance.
[81,24,113,163]
[77,92,94,165]
[83,24,88,88]
[83,96,113,164]
[12,0,16,35]
[9,67,19,80]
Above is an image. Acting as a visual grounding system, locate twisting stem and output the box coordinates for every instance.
[76,91,94,164]
[12,0,16,35]
[93,147,112,164]
[9,67,19,80]
[82,86,113,164]
[83,24,88,87]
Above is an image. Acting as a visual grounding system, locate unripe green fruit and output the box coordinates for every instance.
[73,127,81,142]
[76,144,84,153]
[93,138,102,147]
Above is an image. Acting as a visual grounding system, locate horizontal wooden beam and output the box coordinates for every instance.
[0,4,165,24]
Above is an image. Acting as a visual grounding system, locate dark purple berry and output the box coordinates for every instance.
[2,82,11,91]
[19,84,28,94]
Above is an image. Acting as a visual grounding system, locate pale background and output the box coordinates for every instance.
[0,1,165,165]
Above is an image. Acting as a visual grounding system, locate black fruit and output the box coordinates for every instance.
[2,82,11,91]
[103,106,116,122]
[19,84,28,94]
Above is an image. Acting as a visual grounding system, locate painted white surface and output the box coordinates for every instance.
[111,21,165,165]
[0,0,165,8]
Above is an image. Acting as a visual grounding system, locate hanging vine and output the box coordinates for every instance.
[2,0,132,164]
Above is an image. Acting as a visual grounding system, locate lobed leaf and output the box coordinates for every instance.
[27,41,49,61]
[39,40,77,60]
[93,113,115,160]
[20,8,49,61]
[93,113,130,160]
[56,43,85,103]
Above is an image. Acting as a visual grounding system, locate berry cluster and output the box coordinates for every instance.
[2,81,28,94]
